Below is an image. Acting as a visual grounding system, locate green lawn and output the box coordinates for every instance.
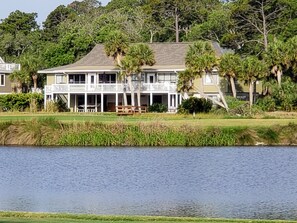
[0,213,296,223]
[0,112,297,127]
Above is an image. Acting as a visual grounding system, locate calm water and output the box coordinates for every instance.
[1,147,297,219]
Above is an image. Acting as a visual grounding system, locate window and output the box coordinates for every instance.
[157,73,177,83]
[0,74,4,86]
[203,72,218,85]
[56,74,66,84]
[99,73,116,83]
[69,74,86,84]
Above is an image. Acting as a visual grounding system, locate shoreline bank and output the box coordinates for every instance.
[0,119,296,146]
[0,212,296,223]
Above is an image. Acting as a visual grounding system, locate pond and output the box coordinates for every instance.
[0,147,297,220]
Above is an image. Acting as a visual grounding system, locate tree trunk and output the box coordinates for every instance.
[149,30,154,43]
[182,92,189,99]
[230,76,237,98]
[116,54,123,67]
[209,74,229,111]
[127,75,135,106]
[32,74,38,92]
[137,73,141,113]
[261,2,268,51]
[276,69,282,87]
[122,79,128,106]
[175,6,179,43]
[193,88,226,109]
[249,80,254,108]
[17,81,22,93]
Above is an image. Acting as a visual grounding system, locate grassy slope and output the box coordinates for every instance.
[0,112,297,127]
[0,213,297,223]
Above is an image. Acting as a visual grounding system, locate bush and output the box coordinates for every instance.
[225,96,251,116]
[148,103,167,113]
[256,96,276,112]
[259,77,297,111]
[178,97,212,114]
[0,93,43,112]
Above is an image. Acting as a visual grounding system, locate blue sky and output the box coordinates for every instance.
[0,0,110,26]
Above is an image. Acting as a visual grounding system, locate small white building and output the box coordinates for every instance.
[0,57,21,94]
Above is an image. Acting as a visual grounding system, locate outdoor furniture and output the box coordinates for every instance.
[116,105,147,115]
[78,104,100,112]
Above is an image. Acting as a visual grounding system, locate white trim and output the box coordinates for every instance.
[38,69,185,74]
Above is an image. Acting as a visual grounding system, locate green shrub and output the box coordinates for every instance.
[148,103,167,113]
[224,96,251,116]
[0,93,43,112]
[260,77,297,111]
[45,101,59,112]
[256,96,276,111]
[178,97,212,114]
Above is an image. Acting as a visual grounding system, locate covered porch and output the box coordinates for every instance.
[48,92,181,113]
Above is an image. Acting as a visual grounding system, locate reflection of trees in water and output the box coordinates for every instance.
[247,202,297,220]
[143,201,218,218]
[141,201,297,220]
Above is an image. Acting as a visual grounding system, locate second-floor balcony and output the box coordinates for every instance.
[45,83,177,94]
[0,63,21,72]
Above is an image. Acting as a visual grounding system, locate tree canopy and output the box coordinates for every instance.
[1,0,297,111]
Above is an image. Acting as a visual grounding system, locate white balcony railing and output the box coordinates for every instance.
[0,63,21,72]
[45,83,177,94]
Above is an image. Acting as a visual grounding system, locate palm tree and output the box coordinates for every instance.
[9,70,30,93]
[19,54,42,92]
[121,55,140,107]
[219,53,241,98]
[125,43,155,109]
[263,39,287,87]
[104,30,129,105]
[184,41,228,110]
[238,56,268,108]
[177,69,194,99]
[286,36,297,73]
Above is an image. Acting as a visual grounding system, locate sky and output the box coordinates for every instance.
[0,0,111,26]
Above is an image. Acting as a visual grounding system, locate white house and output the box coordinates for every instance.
[38,43,227,112]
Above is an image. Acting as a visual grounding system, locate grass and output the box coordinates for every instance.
[1,112,297,146]
[0,112,297,127]
[0,212,297,223]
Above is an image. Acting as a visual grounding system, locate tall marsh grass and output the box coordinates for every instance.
[0,119,296,146]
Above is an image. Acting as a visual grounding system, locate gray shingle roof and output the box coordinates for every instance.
[38,42,225,73]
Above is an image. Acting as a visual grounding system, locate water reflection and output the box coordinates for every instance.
[1,147,297,219]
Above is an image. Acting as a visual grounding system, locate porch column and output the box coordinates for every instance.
[95,94,98,112]
[116,93,118,110]
[150,92,153,105]
[67,93,70,111]
[175,93,178,108]
[101,93,104,112]
[168,93,170,111]
[75,95,77,112]
[84,93,87,112]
